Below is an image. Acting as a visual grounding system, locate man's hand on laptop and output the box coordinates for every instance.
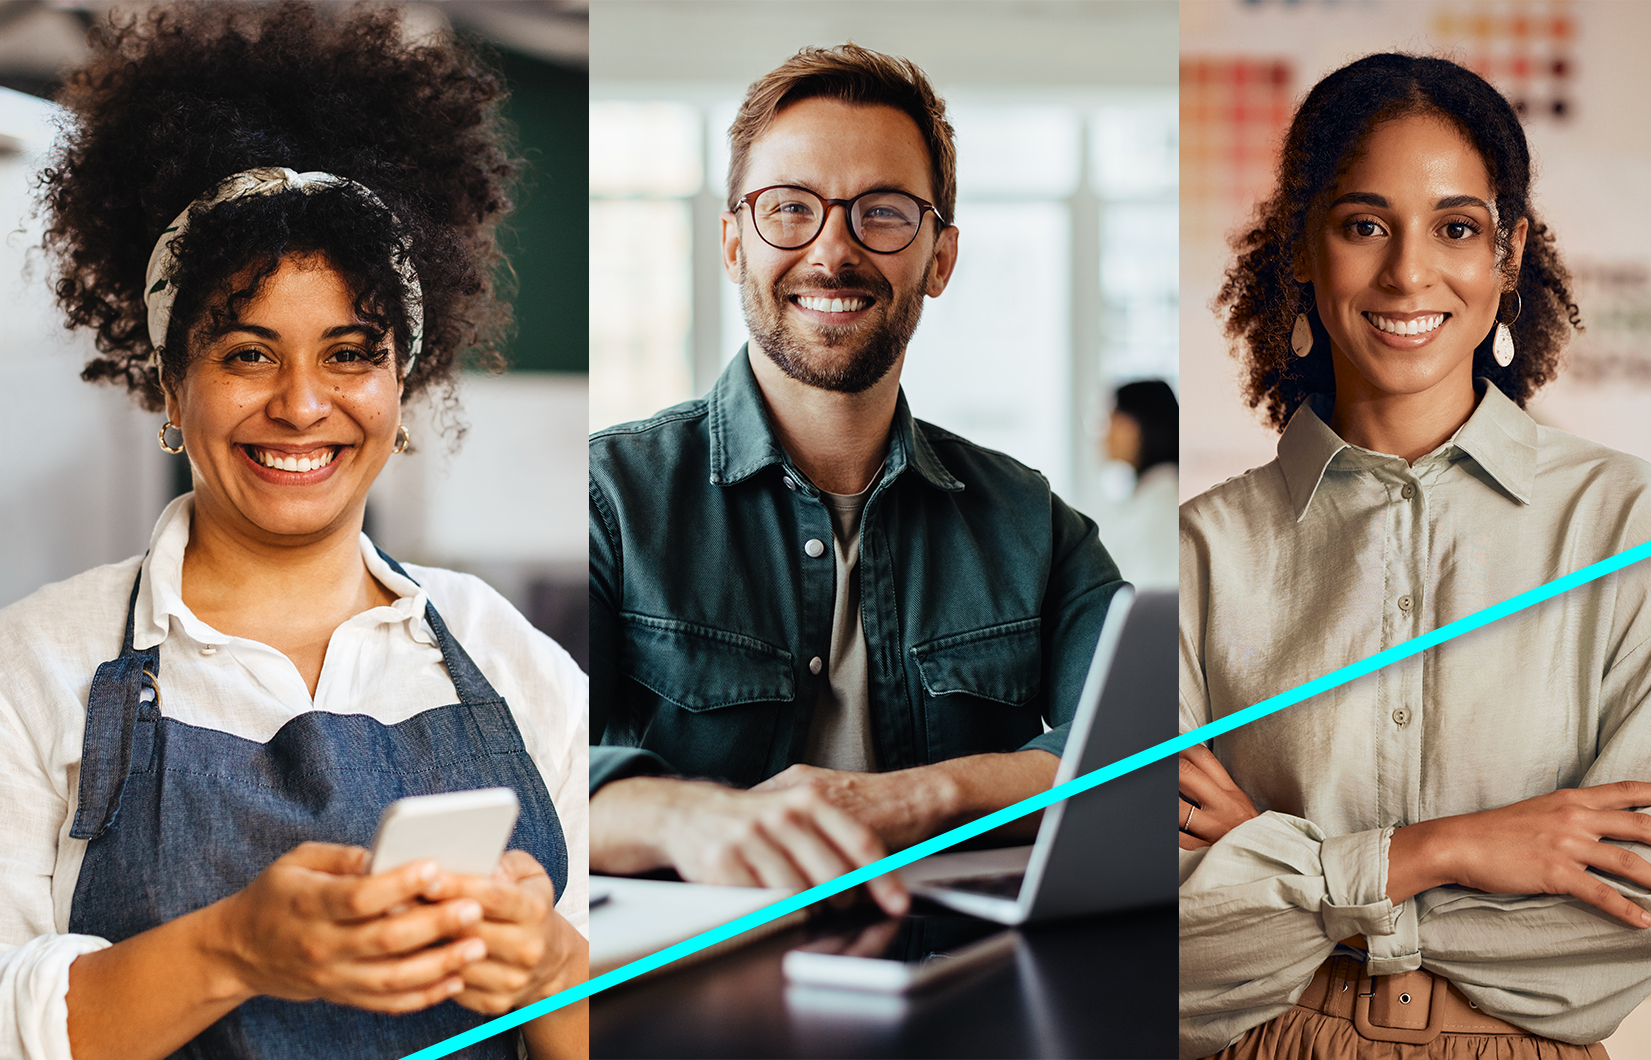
[752,764,959,851]
[754,751,1061,851]
[590,776,910,916]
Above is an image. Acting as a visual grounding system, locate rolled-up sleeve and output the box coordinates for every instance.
[1179,812,1418,1058]
[0,935,111,1060]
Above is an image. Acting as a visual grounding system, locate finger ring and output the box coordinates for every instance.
[1183,805,1197,831]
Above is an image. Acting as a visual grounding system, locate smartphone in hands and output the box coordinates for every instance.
[369,787,520,877]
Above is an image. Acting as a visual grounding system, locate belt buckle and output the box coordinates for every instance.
[1352,968,1447,1045]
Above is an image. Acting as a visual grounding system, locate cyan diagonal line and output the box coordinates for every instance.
[399,537,1651,1060]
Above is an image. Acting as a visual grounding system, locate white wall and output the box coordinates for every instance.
[0,88,168,610]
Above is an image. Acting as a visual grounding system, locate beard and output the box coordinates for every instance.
[739,247,930,395]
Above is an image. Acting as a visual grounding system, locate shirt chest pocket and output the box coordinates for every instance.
[911,618,1043,707]
[620,613,795,711]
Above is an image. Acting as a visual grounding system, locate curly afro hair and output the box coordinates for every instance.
[40,1,516,413]
[1216,53,1581,431]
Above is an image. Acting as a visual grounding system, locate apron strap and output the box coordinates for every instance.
[375,547,511,710]
[71,569,159,841]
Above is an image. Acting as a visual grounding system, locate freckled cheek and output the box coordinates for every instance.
[349,379,402,436]
[179,387,260,438]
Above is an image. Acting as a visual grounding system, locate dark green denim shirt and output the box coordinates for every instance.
[588,350,1126,792]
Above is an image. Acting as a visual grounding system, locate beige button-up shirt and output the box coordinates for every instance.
[1179,382,1651,1058]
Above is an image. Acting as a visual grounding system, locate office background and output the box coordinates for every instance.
[589,0,1178,528]
[1180,1,1651,1053]
[0,0,592,666]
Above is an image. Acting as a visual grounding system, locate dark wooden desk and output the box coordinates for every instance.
[591,902,1175,1059]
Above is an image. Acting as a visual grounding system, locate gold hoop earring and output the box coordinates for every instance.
[157,420,184,454]
[392,424,411,454]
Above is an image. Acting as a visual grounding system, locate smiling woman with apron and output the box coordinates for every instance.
[0,5,587,1059]
[67,550,569,1058]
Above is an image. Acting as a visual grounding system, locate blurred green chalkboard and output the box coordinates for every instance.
[493,48,588,374]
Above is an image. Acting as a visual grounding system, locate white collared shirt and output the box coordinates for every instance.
[0,495,588,1060]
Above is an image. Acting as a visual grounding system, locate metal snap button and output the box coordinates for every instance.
[805,538,826,558]
[1397,594,1413,612]
[783,476,796,490]
[809,656,823,675]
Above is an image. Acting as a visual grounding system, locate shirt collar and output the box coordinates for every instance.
[706,345,963,494]
[1277,379,1537,523]
[133,493,436,652]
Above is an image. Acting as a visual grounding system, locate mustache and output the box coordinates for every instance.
[774,270,892,301]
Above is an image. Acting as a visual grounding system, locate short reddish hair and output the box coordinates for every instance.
[726,43,957,230]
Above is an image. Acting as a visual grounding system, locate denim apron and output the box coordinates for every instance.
[66,554,568,1059]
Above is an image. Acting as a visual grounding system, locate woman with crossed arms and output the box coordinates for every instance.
[1181,53,1651,1058]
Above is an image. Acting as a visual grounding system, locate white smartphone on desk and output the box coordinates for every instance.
[782,914,1016,993]
[369,787,519,876]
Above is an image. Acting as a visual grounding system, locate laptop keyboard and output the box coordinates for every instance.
[931,871,1025,900]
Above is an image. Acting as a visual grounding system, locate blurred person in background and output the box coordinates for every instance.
[589,43,1125,913]
[0,5,587,1058]
[1090,379,1177,589]
[1180,52,1651,1059]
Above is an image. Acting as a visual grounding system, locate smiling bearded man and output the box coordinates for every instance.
[739,229,926,394]
[586,43,1127,911]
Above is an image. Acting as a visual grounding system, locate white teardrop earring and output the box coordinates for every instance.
[1493,290,1522,368]
[1493,324,1515,368]
[1291,313,1314,358]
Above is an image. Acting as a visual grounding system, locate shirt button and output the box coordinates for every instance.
[805,538,826,558]
[809,656,823,675]
[1397,594,1413,613]
[1392,707,1411,726]
[200,646,218,656]
[783,475,796,491]
[1401,484,1415,499]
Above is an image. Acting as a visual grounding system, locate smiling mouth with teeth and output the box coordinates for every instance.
[246,446,339,473]
[794,295,871,313]
[1365,312,1448,336]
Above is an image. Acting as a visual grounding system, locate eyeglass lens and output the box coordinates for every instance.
[750,187,926,253]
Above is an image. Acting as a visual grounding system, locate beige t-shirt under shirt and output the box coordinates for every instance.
[802,473,880,772]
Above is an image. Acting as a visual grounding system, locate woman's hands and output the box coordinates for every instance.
[1386,781,1651,926]
[424,850,587,1014]
[426,850,589,1060]
[1178,745,1260,850]
[1176,752,1651,927]
[68,841,494,1060]
[210,842,488,1012]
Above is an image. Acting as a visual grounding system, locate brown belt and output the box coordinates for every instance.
[1296,956,1529,1044]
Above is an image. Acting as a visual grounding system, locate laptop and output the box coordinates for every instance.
[902,585,1175,924]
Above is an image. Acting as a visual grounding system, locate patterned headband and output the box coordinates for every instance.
[142,167,424,373]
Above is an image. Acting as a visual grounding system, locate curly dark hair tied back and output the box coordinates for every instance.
[41,1,517,412]
[1217,52,1582,430]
